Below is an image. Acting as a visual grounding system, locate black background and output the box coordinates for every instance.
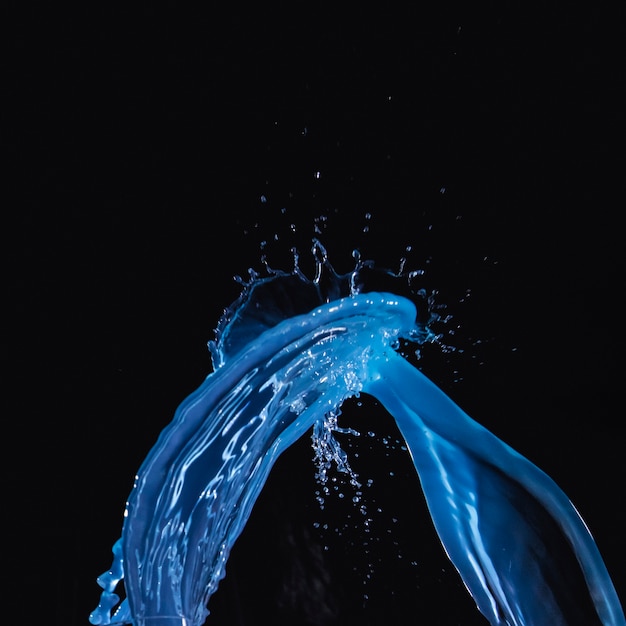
[6,5,625,625]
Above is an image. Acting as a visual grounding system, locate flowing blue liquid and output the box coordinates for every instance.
[90,247,625,626]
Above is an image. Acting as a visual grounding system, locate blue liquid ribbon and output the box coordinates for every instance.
[90,249,625,626]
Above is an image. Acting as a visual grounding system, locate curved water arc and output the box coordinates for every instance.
[90,247,625,626]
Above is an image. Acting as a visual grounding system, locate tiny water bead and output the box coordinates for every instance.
[91,240,624,626]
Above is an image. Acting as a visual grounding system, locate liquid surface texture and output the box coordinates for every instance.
[90,246,625,626]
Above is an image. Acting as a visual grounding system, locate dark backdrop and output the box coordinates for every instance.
[6,5,625,626]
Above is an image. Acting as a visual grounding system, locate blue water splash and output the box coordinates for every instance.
[90,242,624,626]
